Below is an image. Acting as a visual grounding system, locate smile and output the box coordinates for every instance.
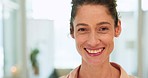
[84,48,105,56]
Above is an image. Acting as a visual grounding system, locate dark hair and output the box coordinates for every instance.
[70,0,119,34]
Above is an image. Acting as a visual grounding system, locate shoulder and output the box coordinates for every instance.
[110,62,136,78]
[60,66,80,78]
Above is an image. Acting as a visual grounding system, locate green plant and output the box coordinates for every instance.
[30,48,39,75]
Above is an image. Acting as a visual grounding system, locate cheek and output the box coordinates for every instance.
[74,34,88,52]
[105,36,114,43]
[74,37,84,55]
[75,35,87,46]
[106,37,114,53]
[102,34,114,47]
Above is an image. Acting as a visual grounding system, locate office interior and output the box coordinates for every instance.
[0,0,148,78]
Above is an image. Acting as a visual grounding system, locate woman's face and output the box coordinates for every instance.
[72,4,121,65]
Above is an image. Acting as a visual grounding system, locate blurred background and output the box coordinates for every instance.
[0,0,148,78]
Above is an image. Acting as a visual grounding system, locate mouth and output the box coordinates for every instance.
[84,48,105,56]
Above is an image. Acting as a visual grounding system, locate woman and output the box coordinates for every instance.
[61,0,135,78]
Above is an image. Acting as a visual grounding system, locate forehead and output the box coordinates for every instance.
[74,5,114,26]
[78,4,109,13]
[76,4,111,18]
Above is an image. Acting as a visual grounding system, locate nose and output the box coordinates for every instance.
[87,32,100,47]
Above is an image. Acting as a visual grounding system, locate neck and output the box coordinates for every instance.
[78,60,120,78]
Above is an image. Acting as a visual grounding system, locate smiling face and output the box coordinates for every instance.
[72,4,121,65]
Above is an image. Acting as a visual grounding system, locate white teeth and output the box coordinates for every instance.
[86,48,103,53]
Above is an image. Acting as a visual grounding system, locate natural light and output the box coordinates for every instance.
[0,47,3,78]
[32,0,81,68]
[0,0,148,78]
[30,0,146,69]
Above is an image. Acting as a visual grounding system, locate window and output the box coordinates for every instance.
[111,0,138,76]
[31,0,81,69]
[142,0,148,11]
[30,0,148,78]
[0,1,4,77]
[117,0,135,12]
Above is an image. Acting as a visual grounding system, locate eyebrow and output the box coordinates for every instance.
[96,22,111,26]
[76,22,111,27]
[76,23,89,27]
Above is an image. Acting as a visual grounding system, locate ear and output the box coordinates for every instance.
[71,33,75,38]
[115,20,121,37]
[70,26,75,38]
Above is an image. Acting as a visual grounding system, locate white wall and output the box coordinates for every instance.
[142,11,148,78]
[27,19,54,78]
[0,4,3,77]
[111,12,138,75]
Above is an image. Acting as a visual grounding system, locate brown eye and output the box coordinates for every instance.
[99,27,109,31]
[78,28,86,31]
[98,26,109,34]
